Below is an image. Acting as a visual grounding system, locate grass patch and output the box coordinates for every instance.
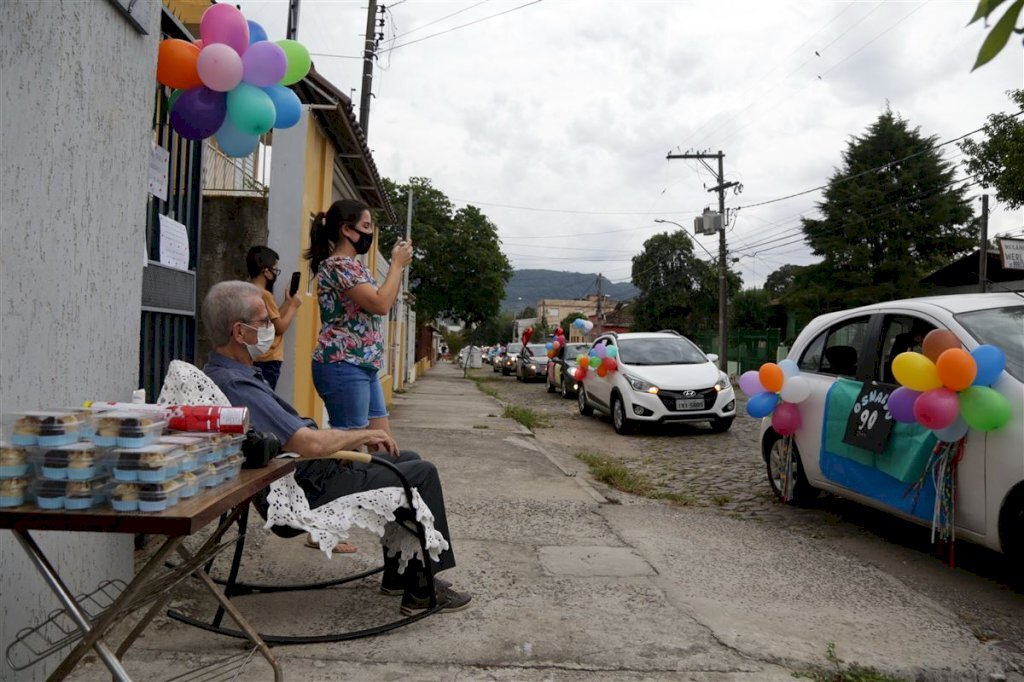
[797,643,908,682]
[576,452,652,496]
[651,491,697,506]
[472,424,489,429]
[468,374,502,399]
[502,405,549,430]
[712,494,731,506]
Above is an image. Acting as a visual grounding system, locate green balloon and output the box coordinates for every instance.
[958,386,1011,431]
[168,89,183,113]
[227,83,276,136]
[276,39,311,86]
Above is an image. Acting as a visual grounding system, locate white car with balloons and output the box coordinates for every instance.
[741,293,1022,565]
[576,331,737,434]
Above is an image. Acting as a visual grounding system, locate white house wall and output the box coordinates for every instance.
[0,1,160,678]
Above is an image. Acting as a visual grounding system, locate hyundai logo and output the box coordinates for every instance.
[683,390,697,397]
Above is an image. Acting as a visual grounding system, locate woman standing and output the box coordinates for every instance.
[304,199,413,436]
[245,245,302,391]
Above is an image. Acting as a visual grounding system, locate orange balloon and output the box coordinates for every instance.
[759,363,784,393]
[596,365,608,378]
[935,348,977,391]
[157,39,202,90]
[922,329,960,363]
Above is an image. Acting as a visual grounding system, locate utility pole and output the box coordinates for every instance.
[595,274,603,335]
[286,0,301,39]
[397,187,413,385]
[665,150,739,374]
[359,0,379,138]
[979,194,989,293]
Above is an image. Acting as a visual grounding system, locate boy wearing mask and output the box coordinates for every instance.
[246,245,302,390]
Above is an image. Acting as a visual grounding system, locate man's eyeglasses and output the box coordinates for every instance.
[242,318,273,330]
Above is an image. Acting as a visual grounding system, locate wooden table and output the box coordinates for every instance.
[1,459,295,682]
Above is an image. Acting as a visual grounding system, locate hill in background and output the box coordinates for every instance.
[501,269,638,313]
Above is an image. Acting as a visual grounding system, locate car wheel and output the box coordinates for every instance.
[999,486,1024,569]
[611,394,637,435]
[560,376,571,399]
[709,417,734,433]
[764,432,817,505]
[577,384,594,417]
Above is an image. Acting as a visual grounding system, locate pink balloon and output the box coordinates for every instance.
[242,41,287,87]
[197,44,243,92]
[200,3,250,57]
[913,387,959,431]
[771,402,802,436]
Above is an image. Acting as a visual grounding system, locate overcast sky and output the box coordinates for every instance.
[242,0,1023,289]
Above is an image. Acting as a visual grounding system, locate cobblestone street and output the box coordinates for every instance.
[465,365,1024,672]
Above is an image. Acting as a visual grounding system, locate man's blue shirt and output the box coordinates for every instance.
[204,352,306,446]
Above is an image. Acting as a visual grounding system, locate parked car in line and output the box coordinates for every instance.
[547,343,593,398]
[759,293,1023,562]
[515,344,550,382]
[577,331,736,434]
[484,347,500,365]
[500,342,523,376]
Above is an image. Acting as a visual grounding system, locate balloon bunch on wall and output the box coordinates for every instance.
[889,330,1010,443]
[156,4,311,157]
[738,360,811,436]
[574,342,618,380]
[545,332,567,359]
[572,318,595,334]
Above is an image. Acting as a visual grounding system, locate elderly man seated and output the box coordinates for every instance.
[200,280,470,615]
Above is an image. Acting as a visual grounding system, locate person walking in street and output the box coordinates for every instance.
[245,245,301,391]
[304,199,413,438]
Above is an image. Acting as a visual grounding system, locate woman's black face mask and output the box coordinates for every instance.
[348,229,374,255]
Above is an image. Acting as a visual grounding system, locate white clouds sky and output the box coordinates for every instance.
[242,0,1023,287]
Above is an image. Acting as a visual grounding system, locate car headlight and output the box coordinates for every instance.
[530,364,537,371]
[714,371,730,392]
[626,374,659,394]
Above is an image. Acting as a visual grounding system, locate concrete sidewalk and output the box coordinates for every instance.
[71,363,1010,681]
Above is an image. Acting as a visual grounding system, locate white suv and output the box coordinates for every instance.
[577,331,736,434]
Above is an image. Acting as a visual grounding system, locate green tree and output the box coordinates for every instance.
[968,0,1024,70]
[763,264,807,302]
[731,289,774,330]
[382,178,513,327]
[800,109,975,309]
[518,306,537,319]
[959,89,1024,209]
[630,230,739,333]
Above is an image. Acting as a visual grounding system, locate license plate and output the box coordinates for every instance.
[675,398,704,411]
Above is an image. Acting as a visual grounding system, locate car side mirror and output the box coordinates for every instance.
[706,353,719,363]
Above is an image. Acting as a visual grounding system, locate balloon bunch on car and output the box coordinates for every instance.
[571,318,595,334]
[545,331,567,359]
[738,360,811,436]
[573,342,618,381]
[155,4,311,157]
[889,330,1010,442]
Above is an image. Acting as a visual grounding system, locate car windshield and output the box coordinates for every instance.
[565,344,591,360]
[525,344,547,356]
[506,343,523,354]
[954,305,1024,381]
[617,337,708,366]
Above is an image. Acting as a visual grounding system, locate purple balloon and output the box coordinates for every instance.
[887,386,920,424]
[170,86,226,140]
[242,41,287,87]
[738,370,766,397]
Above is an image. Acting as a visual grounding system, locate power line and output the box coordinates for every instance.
[456,198,701,217]
[379,0,543,54]
[398,0,495,37]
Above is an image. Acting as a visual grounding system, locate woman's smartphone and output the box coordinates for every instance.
[289,271,301,297]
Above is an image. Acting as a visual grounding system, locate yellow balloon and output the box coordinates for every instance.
[892,352,942,392]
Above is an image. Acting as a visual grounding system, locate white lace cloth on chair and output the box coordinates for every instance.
[158,360,447,571]
[265,473,449,570]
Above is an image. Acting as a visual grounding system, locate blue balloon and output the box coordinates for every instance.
[778,358,799,378]
[971,345,1005,386]
[263,84,302,128]
[933,415,969,443]
[215,117,260,158]
[247,20,268,45]
[746,392,779,419]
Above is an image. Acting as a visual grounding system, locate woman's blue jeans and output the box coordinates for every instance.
[311,360,388,429]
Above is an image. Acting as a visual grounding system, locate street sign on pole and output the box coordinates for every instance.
[998,238,1024,270]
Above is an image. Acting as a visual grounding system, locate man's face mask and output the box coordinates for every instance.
[241,322,275,360]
